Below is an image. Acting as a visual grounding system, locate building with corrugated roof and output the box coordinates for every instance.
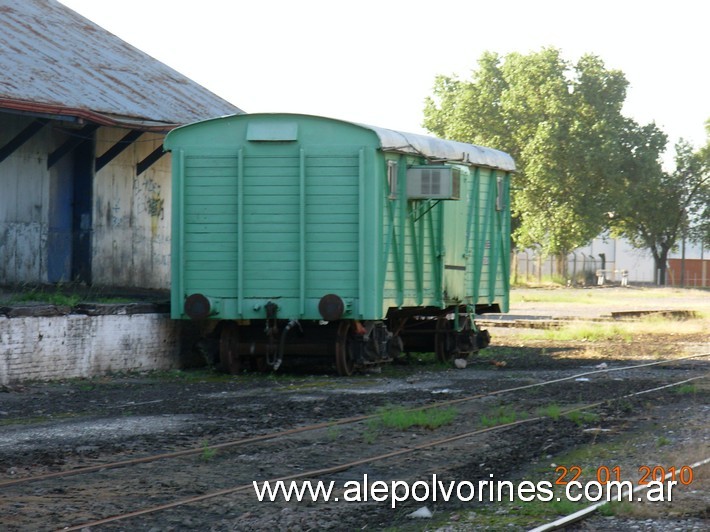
[0,0,243,289]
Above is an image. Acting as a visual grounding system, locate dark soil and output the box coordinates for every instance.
[1,337,707,531]
[2,286,709,530]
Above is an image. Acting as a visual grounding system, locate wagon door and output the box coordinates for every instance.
[239,143,362,320]
[467,168,511,312]
[240,145,302,309]
[442,196,467,301]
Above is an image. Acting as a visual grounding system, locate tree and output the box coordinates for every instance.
[611,136,710,285]
[423,48,633,265]
[688,122,710,249]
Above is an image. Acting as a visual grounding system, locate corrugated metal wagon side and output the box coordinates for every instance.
[165,113,514,375]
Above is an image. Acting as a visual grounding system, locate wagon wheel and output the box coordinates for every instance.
[435,317,453,363]
[251,356,270,373]
[335,321,356,376]
[219,321,243,374]
[387,318,406,362]
[456,315,474,359]
[435,315,474,363]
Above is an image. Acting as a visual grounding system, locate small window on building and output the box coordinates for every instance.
[387,160,398,199]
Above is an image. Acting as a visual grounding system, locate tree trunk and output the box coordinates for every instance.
[556,253,568,280]
[655,247,670,286]
[655,258,666,286]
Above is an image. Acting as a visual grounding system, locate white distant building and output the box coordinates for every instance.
[513,235,708,287]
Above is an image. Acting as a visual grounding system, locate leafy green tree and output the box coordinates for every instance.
[688,123,710,249]
[423,48,641,266]
[611,136,709,285]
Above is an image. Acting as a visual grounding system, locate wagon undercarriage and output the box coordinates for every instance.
[217,307,492,376]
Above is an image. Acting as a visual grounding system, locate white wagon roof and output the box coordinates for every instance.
[361,123,516,172]
[167,113,516,171]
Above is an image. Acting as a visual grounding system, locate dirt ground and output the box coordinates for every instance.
[0,286,708,531]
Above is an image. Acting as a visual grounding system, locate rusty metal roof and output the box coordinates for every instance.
[0,0,242,131]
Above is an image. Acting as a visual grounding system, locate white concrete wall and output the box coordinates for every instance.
[577,236,656,283]
[0,313,186,385]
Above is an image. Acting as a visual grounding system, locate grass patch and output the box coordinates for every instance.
[0,412,79,427]
[480,405,525,428]
[519,322,634,342]
[536,404,562,420]
[150,368,234,383]
[362,425,378,445]
[94,297,136,304]
[633,314,708,335]
[374,351,452,379]
[514,496,582,517]
[200,440,217,461]
[565,410,599,426]
[516,314,707,343]
[1,284,171,307]
[512,286,710,305]
[373,405,457,431]
[361,405,457,444]
[10,289,81,307]
[511,291,598,305]
[510,287,710,326]
[451,495,585,529]
[656,435,671,447]
[277,379,338,391]
[672,384,697,395]
[326,426,342,441]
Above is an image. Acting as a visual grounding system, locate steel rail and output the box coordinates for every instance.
[3,352,708,490]
[56,372,709,531]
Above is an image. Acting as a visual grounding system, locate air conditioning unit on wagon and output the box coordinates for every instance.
[406,165,461,200]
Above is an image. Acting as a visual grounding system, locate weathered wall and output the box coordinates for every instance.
[92,128,172,288]
[0,117,172,289]
[0,311,197,385]
[0,115,51,283]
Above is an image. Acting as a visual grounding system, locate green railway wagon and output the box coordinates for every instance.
[164,113,514,375]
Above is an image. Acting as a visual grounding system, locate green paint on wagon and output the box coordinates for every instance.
[164,113,514,321]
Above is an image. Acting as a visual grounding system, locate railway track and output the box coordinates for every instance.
[1,353,707,531]
[2,353,707,490]
[58,374,708,531]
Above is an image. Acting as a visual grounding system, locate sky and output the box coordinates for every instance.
[58,0,709,155]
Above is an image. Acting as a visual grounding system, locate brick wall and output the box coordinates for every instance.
[0,311,201,385]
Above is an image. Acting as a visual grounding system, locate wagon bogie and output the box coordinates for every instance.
[215,318,398,376]
[386,309,491,364]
